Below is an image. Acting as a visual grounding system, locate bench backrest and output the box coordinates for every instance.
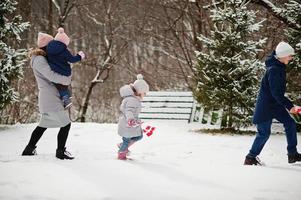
[140,91,196,122]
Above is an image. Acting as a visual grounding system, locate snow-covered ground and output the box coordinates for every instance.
[0,121,300,200]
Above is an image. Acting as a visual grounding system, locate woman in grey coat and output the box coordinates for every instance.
[117,74,149,160]
[22,32,74,159]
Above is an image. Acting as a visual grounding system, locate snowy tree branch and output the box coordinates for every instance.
[251,0,301,31]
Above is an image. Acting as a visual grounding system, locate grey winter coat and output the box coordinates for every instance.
[31,55,71,113]
[31,55,71,128]
[118,85,143,138]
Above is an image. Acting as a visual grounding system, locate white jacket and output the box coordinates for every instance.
[117,85,142,138]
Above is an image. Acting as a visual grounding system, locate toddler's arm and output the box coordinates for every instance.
[64,48,83,63]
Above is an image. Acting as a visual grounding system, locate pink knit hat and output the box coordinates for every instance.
[54,27,70,46]
[37,32,53,48]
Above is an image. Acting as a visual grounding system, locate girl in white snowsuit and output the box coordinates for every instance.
[117,74,149,160]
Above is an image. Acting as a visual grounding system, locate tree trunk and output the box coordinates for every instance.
[228,106,233,129]
[80,82,96,122]
[228,93,233,129]
[79,67,111,122]
[48,0,53,34]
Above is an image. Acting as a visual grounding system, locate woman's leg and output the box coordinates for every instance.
[57,123,71,150]
[22,126,47,156]
[28,126,47,147]
[56,123,74,160]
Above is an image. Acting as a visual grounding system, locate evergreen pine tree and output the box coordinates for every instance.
[277,0,301,104]
[193,0,266,129]
[0,0,30,110]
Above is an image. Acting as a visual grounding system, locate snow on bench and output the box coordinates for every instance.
[140,91,222,125]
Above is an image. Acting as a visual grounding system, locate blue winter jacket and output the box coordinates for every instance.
[46,40,81,76]
[252,51,294,124]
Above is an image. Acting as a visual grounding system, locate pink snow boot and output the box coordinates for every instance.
[118,151,127,160]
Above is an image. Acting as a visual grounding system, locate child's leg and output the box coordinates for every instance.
[119,137,131,152]
[53,83,72,108]
[119,134,143,152]
[53,83,70,98]
[127,134,143,149]
[132,134,143,142]
[130,134,143,143]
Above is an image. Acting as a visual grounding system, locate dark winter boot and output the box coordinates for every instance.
[288,152,301,164]
[244,156,264,166]
[22,145,37,156]
[56,148,74,160]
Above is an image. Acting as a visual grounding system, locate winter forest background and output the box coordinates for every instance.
[1,0,301,129]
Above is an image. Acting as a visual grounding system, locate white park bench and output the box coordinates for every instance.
[140,91,222,125]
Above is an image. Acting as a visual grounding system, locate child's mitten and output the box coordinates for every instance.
[127,119,143,128]
[143,125,156,136]
[78,51,85,60]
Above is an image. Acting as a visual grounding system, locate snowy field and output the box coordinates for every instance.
[0,121,300,200]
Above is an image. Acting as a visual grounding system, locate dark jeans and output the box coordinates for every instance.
[247,114,298,158]
[53,83,70,98]
[27,123,71,150]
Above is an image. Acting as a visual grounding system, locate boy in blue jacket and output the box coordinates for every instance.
[244,42,301,165]
[46,28,85,108]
